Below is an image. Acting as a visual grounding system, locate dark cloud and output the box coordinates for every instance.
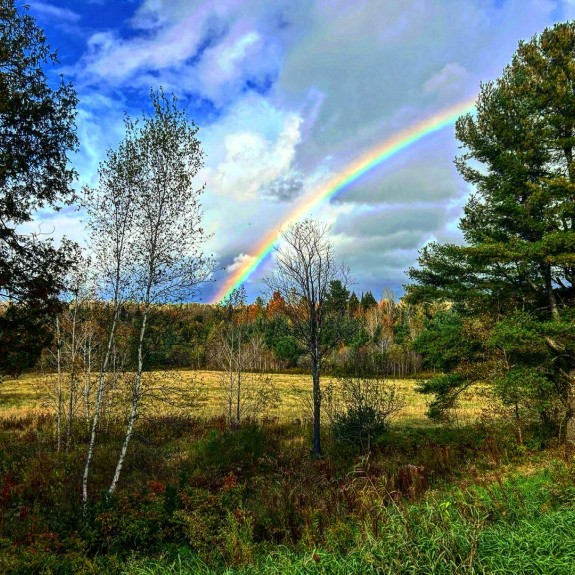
[336,237,422,297]
[334,205,446,239]
[262,172,304,202]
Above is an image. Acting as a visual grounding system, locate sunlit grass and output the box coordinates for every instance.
[0,370,486,425]
[0,373,47,416]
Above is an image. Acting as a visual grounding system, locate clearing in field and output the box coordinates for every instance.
[0,370,486,426]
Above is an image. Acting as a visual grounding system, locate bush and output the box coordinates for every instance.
[325,377,405,452]
[188,424,271,477]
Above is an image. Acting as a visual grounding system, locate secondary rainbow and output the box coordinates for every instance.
[213,97,476,303]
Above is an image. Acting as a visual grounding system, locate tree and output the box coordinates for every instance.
[348,292,360,316]
[266,218,349,455]
[81,115,139,508]
[83,89,213,502]
[406,22,575,435]
[0,1,78,374]
[266,290,287,316]
[42,259,95,451]
[360,291,377,311]
[110,90,212,494]
[212,287,248,426]
[211,288,280,423]
[324,280,350,315]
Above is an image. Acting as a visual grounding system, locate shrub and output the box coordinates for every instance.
[326,377,405,452]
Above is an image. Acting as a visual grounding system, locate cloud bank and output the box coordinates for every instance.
[29,0,575,301]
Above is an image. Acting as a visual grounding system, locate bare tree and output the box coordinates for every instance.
[63,260,97,449]
[212,287,248,426]
[265,219,348,456]
[211,287,279,424]
[40,257,95,452]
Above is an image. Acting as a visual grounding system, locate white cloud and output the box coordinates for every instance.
[73,0,290,107]
[20,209,88,248]
[50,0,575,301]
[195,31,268,104]
[227,253,256,275]
[72,92,127,189]
[29,2,80,23]
[206,113,302,202]
[81,20,205,85]
[424,63,471,97]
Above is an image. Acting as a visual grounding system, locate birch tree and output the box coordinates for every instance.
[81,117,140,509]
[107,89,212,494]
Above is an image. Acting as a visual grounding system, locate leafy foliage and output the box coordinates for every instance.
[0,2,79,374]
[326,376,405,451]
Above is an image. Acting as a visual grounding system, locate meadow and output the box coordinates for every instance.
[0,370,486,425]
[1,370,574,574]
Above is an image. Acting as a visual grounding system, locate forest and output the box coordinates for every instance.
[2,1,575,573]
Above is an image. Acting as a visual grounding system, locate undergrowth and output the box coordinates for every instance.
[0,412,574,574]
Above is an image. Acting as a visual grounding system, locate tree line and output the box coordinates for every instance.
[36,286,424,374]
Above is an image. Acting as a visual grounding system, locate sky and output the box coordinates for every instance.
[25,0,575,303]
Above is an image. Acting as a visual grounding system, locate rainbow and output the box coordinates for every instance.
[212,97,476,303]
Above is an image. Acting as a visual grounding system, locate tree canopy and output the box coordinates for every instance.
[0,1,78,375]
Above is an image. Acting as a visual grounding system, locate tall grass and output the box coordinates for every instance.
[121,465,575,575]
[0,379,572,575]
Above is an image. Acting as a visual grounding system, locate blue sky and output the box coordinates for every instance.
[25,0,575,302]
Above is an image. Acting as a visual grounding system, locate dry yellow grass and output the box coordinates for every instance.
[0,370,487,426]
[0,373,47,417]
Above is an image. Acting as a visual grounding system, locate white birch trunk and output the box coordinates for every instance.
[82,306,120,509]
[66,302,79,450]
[109,303,149,494]
[83,333,92,427]
[55,316,63,452]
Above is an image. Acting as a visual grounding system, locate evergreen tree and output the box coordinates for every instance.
[324,280,350,315]
[360,291,377,311]
[348,292,360,316]
[407,22,575,434]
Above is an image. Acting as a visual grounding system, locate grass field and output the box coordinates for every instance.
[2,370,574,575]
[0,370,487,425]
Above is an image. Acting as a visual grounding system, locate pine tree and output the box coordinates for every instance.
[407,22,575,435]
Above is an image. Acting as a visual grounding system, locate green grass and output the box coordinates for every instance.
[0,372,571,575]
[119,468,575,575]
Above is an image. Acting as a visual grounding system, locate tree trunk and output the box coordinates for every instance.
[236,334,241,425]
[543,263,560,319]
[566,415,575,442]
[55,316,63,452]
[66,302,79,450]
[312,355,321,456]
[82,306,120,510]
[565,376,575,442]
[228,347,234,426]
[83,333,92,427]
[109,306,149,494]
